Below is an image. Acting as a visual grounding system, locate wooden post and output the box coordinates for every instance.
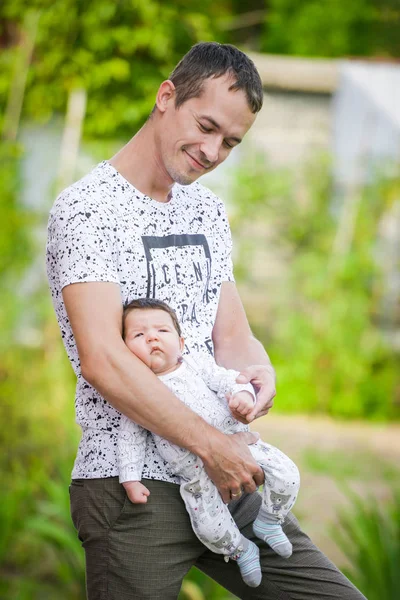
[2,11,40,142]
[56,87,87,193]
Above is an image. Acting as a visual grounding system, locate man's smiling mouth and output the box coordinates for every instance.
[184,150,208,170]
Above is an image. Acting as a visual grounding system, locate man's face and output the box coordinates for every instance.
[124,308,184,376]
[156,75,257,186]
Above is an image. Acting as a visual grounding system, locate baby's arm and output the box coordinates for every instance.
[190,356,256,419]
[117,415,150,504]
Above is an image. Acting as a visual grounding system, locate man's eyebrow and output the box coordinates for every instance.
[199,115,242,144]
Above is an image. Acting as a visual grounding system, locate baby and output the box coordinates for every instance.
[118,298,300,588]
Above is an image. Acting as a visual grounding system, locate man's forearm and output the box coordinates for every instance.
[82,341,223,461]
[214,332,275,376]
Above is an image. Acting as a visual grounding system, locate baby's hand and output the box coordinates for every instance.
[123,481,151,504]
[227,390,255,421]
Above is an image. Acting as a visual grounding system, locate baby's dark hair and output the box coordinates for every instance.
[122,298,181,339]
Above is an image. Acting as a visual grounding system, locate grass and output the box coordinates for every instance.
[302,447,399,483]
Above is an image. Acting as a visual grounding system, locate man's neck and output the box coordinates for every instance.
[109,120,174,203]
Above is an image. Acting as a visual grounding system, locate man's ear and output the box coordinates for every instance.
[155,80,176,113]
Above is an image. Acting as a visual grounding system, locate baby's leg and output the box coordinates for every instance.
[180,466,262,588]
[250,441,300,558]
[153,435,261,586]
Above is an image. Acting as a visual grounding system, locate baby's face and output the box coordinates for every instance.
[124,308,184,375]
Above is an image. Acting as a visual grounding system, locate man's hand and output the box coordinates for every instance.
[233,365,276,423]
[201,430,264,504]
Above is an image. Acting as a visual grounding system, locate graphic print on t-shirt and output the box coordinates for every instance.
[142,234,211,327]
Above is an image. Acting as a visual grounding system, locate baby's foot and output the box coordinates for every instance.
[230,539,262,587]
[253,519,292,558]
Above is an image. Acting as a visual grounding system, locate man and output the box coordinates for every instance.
[47,42,365,599]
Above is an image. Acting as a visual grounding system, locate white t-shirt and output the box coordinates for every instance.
[46,160,234,480]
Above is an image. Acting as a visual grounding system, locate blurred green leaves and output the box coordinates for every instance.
[334,488,400,600]
[261,0,400,58]
[0,0,228,139]
[229,153,400,420]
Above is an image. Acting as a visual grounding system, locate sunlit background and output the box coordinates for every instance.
[1,1,399,599]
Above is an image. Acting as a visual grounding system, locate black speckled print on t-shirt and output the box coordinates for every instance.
[46,160,234,480]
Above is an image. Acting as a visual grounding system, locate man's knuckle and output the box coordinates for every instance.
[242,474,254,487]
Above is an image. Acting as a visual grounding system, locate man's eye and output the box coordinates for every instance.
[199,124,212,133]
[223,140,233,149]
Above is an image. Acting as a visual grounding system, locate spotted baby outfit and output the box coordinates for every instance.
[118,357,300,558]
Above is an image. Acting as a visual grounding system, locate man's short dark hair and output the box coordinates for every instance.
[122,298,182,339]
[169,42,263,114]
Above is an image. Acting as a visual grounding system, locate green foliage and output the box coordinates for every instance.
[0,143,36,343]
[179,568,237,600]
[260,0,400,58]
[0,0,232,139]
[333,488,400,599]
[0,140,82,598]
[229,153,400,419]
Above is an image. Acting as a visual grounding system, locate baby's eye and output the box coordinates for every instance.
[159,329,168,333]
[134,333,143,338]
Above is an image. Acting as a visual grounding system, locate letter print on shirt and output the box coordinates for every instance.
[142,234,212,327]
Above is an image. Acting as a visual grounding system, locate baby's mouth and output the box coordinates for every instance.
[150,347,162,354]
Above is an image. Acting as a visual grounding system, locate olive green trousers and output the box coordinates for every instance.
[70,477,366,600]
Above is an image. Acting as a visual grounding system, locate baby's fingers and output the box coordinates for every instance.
[228,395,240,410]
[239,402,253,416]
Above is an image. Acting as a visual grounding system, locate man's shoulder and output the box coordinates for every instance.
[49,162,117,221]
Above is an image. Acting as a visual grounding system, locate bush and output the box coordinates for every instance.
[334,488,400,599]
[227,153,400,420]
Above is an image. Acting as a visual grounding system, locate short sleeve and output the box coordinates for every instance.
[46,188,120,290]
[214,198,235,283]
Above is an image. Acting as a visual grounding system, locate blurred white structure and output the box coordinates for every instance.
[333,61,400,186]
[248,52,400,182]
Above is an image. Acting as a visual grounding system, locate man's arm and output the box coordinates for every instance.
[212,281,276,422]
[63,281,263,502]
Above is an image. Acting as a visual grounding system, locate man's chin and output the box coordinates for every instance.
[167,165,199,186]
[174,173,199,186]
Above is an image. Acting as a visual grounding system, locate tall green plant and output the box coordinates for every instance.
[333,489,400,599]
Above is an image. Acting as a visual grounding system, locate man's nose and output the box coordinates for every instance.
[200,136,221,164]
